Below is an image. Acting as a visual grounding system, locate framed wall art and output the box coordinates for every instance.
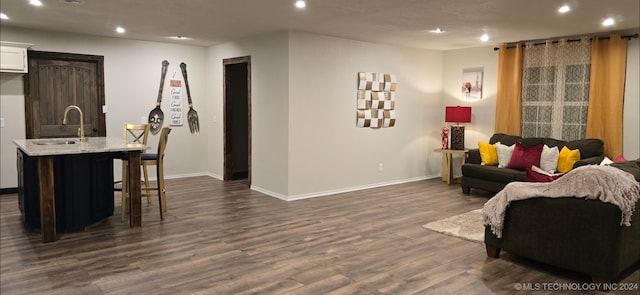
[461,68,483,100]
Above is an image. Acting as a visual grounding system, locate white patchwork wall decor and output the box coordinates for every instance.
[356,72,396,128]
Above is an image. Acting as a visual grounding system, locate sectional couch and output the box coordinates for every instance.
[484,159,640,283]
[466,133,640,283]
[461,133,604,194]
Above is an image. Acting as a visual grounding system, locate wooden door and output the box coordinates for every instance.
[24,51,106,139]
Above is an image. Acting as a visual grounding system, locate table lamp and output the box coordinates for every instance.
[445,106,471,150]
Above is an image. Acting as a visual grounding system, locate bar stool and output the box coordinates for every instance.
[117,123,150,221]
[123,126,171,220]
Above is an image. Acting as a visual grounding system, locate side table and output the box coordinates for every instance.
[433,148,468,185]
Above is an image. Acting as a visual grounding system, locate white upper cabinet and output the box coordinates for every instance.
[1,41,32,73]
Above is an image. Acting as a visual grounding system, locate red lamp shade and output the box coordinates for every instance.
[445,106,472,123]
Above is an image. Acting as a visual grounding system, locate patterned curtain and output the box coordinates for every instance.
[521,38,591,140]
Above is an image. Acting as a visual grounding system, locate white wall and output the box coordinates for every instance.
[442,46,498,176]
[205,32,444,199]
[2,26,637,196]
[0,27,209,189]
[443,41,640,162]
[205,32,291,195]
[286,32,443,198]
[0,74,26,188]
[443,46,498,145]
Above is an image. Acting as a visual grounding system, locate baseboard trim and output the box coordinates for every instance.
[205,172,223,181]
[252,175,440,201]
[164,172,211,180]
[250,186,289,201]
[0,187,18,195]
[116,172,213,183]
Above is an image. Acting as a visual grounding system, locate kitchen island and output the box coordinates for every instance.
[14,137,146,243]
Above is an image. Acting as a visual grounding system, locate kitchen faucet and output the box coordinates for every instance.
[62,105,86,142]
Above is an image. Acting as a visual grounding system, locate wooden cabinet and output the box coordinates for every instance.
[24,50,106,139]
[0,41,31,73]
[17,149,116,232]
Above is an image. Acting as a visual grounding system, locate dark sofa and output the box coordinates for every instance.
[483,157,640,283]
[461,133,605,194]
[485,198,640,283]
[465,134,640,282]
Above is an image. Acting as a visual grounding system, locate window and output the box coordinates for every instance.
[521,39,591,141]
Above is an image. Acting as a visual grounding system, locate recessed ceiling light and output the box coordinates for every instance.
[0,12,8,20]
[480,34,489,42]
[558,5,570,13]
[116,27,125,34]
[172,36,190,40]
[430,28,445,34]
[602,17,615,26]
[295,0,306,9]
[29,0,43,6]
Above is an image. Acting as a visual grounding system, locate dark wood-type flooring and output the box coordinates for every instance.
[1,177,638,294]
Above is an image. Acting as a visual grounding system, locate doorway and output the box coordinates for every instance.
[223,56,251,185]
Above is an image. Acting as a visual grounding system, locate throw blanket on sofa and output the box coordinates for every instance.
[483,165,640,238]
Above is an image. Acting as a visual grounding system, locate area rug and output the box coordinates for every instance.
[422,209,484,243]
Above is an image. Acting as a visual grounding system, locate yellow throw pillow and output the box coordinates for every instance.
[557,146,581,173]
[478,141,498,166]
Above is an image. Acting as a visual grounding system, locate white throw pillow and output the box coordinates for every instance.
[600,156,614,165]
[496,143,515,168]
[540,145,559,173]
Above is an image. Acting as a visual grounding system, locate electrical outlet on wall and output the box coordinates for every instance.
[378,163,384,171]
[141,116,147,124]
[0,118,5,128]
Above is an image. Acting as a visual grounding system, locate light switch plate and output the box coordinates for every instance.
[0,118,4,128]
[102,105,108,113]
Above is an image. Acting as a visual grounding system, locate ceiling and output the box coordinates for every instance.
[1,0,638,50]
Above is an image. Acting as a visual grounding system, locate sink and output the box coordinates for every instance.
[34,140,76,145]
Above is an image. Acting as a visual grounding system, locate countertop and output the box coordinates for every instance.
[14,137,146,156]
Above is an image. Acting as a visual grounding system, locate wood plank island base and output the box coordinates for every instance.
[13,137,145,243]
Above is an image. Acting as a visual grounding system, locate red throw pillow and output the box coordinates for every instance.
[507,142,543,171]
[614,155,627,162]
[526,168,563,182]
